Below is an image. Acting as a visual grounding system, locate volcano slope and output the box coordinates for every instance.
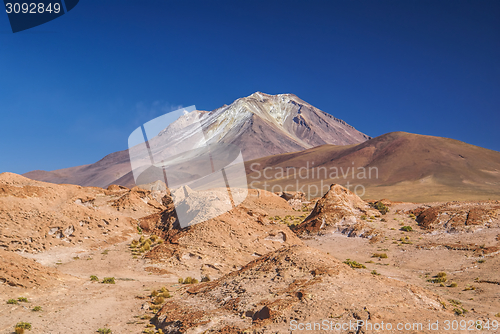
[245,131,500,202]
[23,92,369,188]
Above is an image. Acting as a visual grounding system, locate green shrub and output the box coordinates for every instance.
[178,278,183,284]
[401,226,413,232]
[32,306,42,312]
[14,327,25,334]
[343,259,366,269]
[478,259,486,263]
[137,226,142,234]
[153,296,164,305]
[453,307,468,316]
[372,253,388,259]
[428,277,447,283]
[160,286,169,293]
[159,291,170,298]
[371,270,380,276]
[372,201,389,215]
[449,282,458,288]
[15,322,31,330]
[97,328,112,334]
[17,297,29,303]
[179,277,199,284]
[409,213,416,219]
[437,272,447,278]
[101,277,115,284]
[90,275,99,282]
[7,299,18,304]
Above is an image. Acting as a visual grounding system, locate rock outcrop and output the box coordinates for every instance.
[411,201,500,232]
[295,184,380,239]
[0,172,156,253]
[139,189,303,278]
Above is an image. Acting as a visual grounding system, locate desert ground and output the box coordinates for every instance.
[1,173,499,333]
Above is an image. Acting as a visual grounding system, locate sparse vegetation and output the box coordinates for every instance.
[15,322,31,332]
[371,201,389,215]
[409,213,416,219]
[153,296,165,305]
[101,249,109,255]
[137,226,142,234]
[453,307,468,316]
[372,253,388,259]
[449,282,458,288]
[400,236,412,244]
[17,297,28,302]
[153,287,170,298]
[343,259,366,269]
[201,275,211,282]
[401,226,412,232]
[130,235,163,256]
[478,259,486,263]
[179,277,199,284]
[101,277,116,284]
[360,215,367,220]
[7,299,18,304]
[32,306,42,312]
[97,328,112,334]
[437,272,447,278]
[90,275,99,282]
[272,214,303,229]
[371,270,380,275]
[428,272,447,283]
[464,285,476,291]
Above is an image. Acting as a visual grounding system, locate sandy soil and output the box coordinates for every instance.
[0,238,179,334]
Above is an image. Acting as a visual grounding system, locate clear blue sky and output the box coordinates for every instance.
[1,0,499,174]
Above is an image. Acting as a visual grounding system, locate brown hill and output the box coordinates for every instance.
[153,245,452,333]
[23,92,368,188]
[138,189,302,278]
[0,172,161,254]
[0,249,63,288]
[245,131,500,202]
